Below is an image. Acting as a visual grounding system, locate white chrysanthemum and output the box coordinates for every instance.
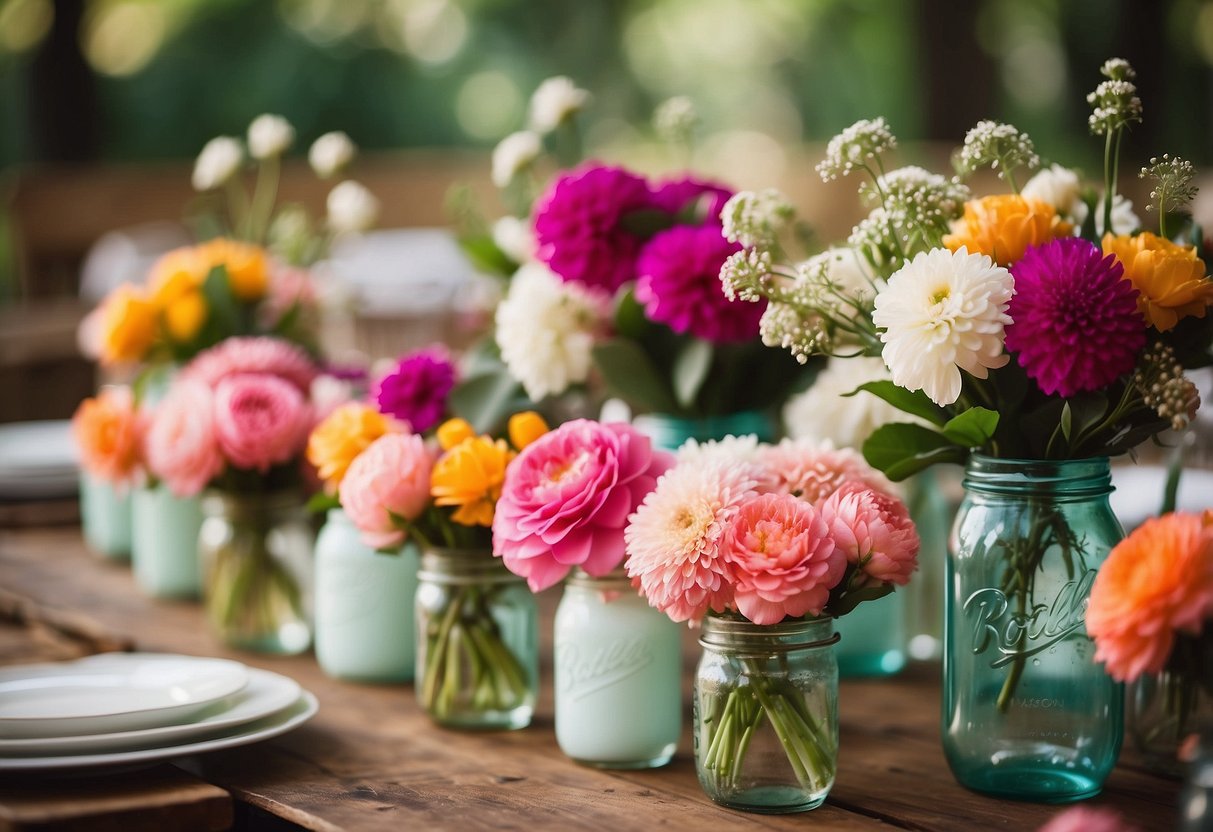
[491,131,542,188]
[247,114,295,159]
[528,76,590,134]
[492,216,534,264]
[326,180,379,234]
[872,247,1013,407]
[676,434,764,466]
[1022,164,1083,218]
[784,356,908,449]
[1071,193,1140,236]
[192,137,242,191]
[308,131,356,178]
[495,263,608,400]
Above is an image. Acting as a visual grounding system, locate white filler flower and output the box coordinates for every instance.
[309,131,356,178]
[192,136,243,191]
[491,131,542,188]
[872,247,1013,407]
[326,181,379,234]
[495,263,607,400]
[1022,164,1083,217]
[492,216,534,263]
[783,356,907,449]
[528,76,590,134]
[248,114,295,159]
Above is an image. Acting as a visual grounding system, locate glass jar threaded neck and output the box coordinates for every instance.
[963,454,1112,499]
[418,547,520,585]
[699,614,837,655]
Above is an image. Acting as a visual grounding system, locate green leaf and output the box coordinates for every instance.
[1060,402,1073,442]
[200,265,237,335]
[458,234,516,280]
[672,339,713,410]
[613,289,653,340]
[591,338,678,413]
[830,583,894,617]
[306,492,340,514]
[448,371,525,434]
[862,422,967,481]
[940,407,999,447]
[843,381,948,426]
[619,209,676,238]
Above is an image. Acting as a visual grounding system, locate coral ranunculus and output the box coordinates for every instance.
[1086,511,1213,682]
[1101,231,1213,332]
[493,420,672,591]
[819,482,920,587]
[431,436,515,527]
[943,195,1073,266]
[306,402,402,493]
[99,285,158,365]
[143,379,224,497]
[339,433,434,549]
[71,386,144,487]
[212,373,311,473]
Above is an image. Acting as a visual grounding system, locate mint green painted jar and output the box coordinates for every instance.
[79,472,131,561]
[131,484,203,598]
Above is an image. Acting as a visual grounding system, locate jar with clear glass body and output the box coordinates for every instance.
[1129,667,1213,778]
[554,568,681,768]
[415,548,538,730]
[633,410,774,452]
[80,472,131,561]
[943,455,1123,801]
[314,509,419,682]
[132,483,203,598]
[835,590,906,677]
[199,490,313,654]
[694,614,838,813]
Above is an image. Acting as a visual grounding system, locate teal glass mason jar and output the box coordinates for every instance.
[554,568,681,768]
[633,410,775,452]
[943,455,1123,802]
[415,548,538,730]
[694,614,839,813]
[835,591,906,677]
[131,484,203,598]
[314,509,419,682]
[79,472,131,561]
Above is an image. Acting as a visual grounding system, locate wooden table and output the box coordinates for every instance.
[0,527,1182,831]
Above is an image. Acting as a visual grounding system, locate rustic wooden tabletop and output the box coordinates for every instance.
[0,527,1181,831]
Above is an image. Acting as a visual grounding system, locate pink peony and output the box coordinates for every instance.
[339,433,433,549]
[493,420,673,591]
[213,373,311,473]
[1038,807,1141,832]
[183,336,318,392]
[143,379,225,497]
[820,482,920,587]
[721,492,846,624]
[760,437,895,504]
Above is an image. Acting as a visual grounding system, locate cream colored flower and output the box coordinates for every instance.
[492,216,533,263]
[308,131,356,178]
[192,137,243,191]
[248,114,295,159]
[1022,164,1083,219]
[326,181,379,234]
[528,76,590,134]
[784,357,907,449]
[491,131,542,188]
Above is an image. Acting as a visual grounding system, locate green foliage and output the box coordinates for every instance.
[862,422,968,481]
[844,381,947,426]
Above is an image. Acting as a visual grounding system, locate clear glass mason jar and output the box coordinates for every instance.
[943,455,1123,801]
[415,548,538,730]
[132,483,203,598]
[1129,669,1213,778]
[633,410,775,452]
[314,509,418,682]
[554,568,681,768]
[199,490,313,654]
[694,613,839,814]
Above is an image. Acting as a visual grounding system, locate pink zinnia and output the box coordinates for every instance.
[533,163,654,293]
[213,373,311,473]
[1038,807,1141,832]
[143,379,224,497]
[721,492,846,625]
[1006,238,1146,397]
[649,176,733,225]
[184,336,318,393]
[339,433,433,549]
[494,420,672,591]
[760,438,895,504]
[819,482,920,587]
[635,224,760,342]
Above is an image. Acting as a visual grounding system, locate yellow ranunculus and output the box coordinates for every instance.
[307,403,399,493]
[148,248,204,306]
[508,411,549,451]
[436,418,475,451]
[164,291,207,341]
[199,238,269,301]
[943,195,1072,266]
[1102,232,1213,332]
[99,285,158,365]
[430,436,515,527]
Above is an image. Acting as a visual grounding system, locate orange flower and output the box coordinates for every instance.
[71,386,143,486]
[508,411,549,450]
[99,285,158,365]
[1086,512,1213,682]
[306,403,401,493]
[430,436,515,527]
[436,418,475,451]
[943,195,1073,266]
[1101,232,1213,331]
[198,238,269,301]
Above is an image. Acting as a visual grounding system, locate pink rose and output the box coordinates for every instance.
[339,433,433,549]
[183,336,318,392]
[213,373,310,473]
[820,482,920,587]
[721,492,846,625]
[143,380,224,497]
[494,420,673,591]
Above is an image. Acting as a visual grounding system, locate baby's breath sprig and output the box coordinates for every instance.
[858,166,969,256]
[954,120,1039,193]
[816,118,897,183]
[1087,58,1143,237]
[653,96,699,160]
[720,189,795,251]
[1140,154,1197,239]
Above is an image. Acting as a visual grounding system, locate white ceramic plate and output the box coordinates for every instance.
[0,654,248,739]
[0,421,78,498]
[0,691,318,772]
[0,668,299,756]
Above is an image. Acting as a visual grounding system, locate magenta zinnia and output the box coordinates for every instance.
[373,346,456,434]
[649,175,733,225]
[1005,238,1145,397]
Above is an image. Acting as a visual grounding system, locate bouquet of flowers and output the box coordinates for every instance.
[624,435,919,800]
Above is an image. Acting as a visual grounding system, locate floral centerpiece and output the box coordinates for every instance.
[70,386,144,559]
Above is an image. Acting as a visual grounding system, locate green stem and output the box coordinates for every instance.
[247,155,280,244]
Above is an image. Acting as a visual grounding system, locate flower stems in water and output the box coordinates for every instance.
[207,542,304,648]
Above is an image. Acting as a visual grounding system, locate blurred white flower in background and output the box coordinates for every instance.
[783,356,909,449]
[653,95,698,145]
[528,76,589,134]
[1020,163,1140,234]
[308,131,356,179]
[191,136,243,191]
[248,114,295,159]
[491,130,542,187]
[326,181,379,234]
[492,216,534,264]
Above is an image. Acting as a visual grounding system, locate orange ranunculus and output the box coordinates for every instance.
[163,291,207,341]
[1101,232,1213,332]
[148,247,204,306]
[430,436,515,527]
[436,418,475,451]
[943,195,1073,266]
[307,402,401,493]
[99,285,157,365]
[507,411,549,451]
[198,238,269,301]
[71,386,143,486]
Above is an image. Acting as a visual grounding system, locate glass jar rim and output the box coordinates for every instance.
[963,453,1112,498]
[418,547,521,585]
[699,613,838,653]
[201,488,304,517]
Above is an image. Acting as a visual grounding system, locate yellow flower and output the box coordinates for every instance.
[943,195,1073,266]
[508,411,549,450]
[436,418,475,451]
[148,248,204,306]
[1102,232,1213,332]
[199,238,269,301]
[307,403,399,492]
[431,436,515,527]
[99,285,157,365]
[164,291,207,341]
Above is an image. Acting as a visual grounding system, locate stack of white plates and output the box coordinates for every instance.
[0,653,318,773]
[0,421,79,500]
